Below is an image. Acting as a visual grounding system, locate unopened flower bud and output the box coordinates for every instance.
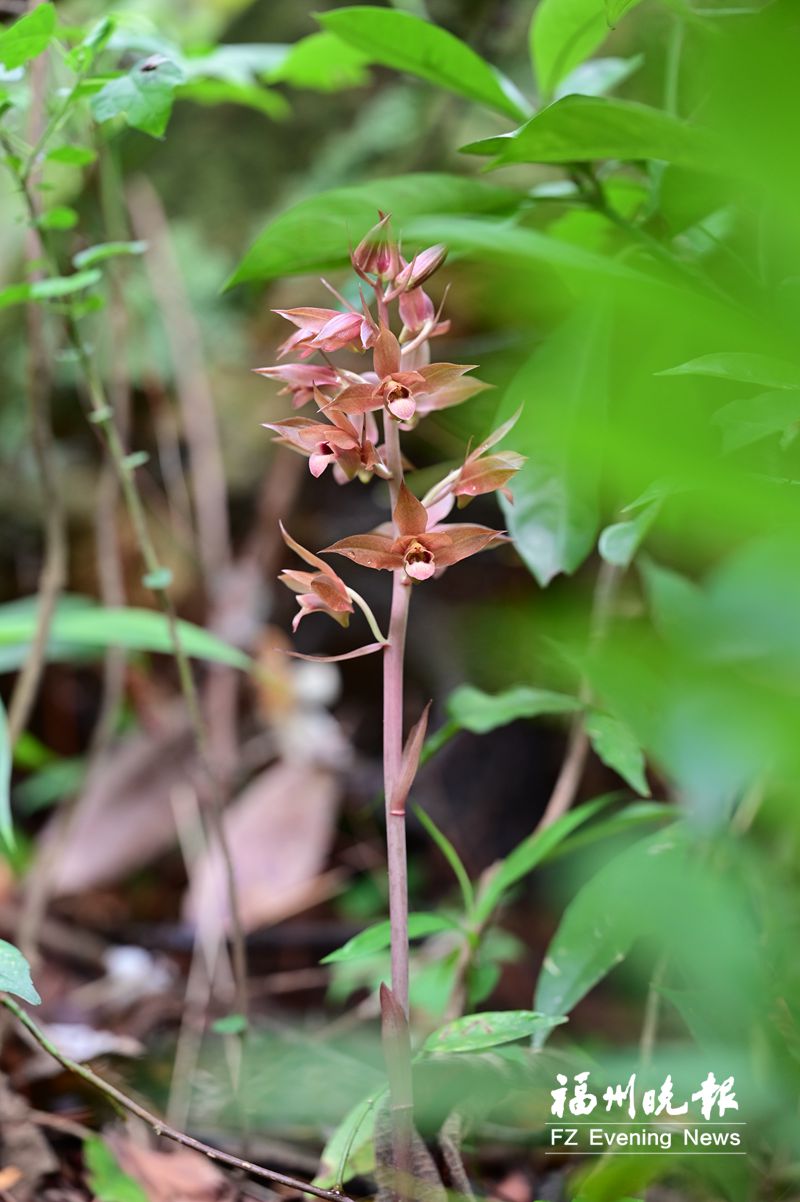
[394,245,447,291]
[351,212,400,280]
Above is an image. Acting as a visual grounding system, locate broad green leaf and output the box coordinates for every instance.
[180,43,288,85]
[0,696,10,845]
[321,912,458,964]
[0,939,40,1004]
[598,497,660,568]
[228,175,519,285]
[447,684,581,734]
[606,0,641,20]
[38,206,79,231]
[91,56,185,138]
[0,597,252,672]
[584,710,650,796]
[84,1137,148,1202]
[554,55,642,101]
[534,828,683,1029]
[318,7,529,120]
[463,96,718,173]
[659,352,800,390]
[414,805,474,916]
[712,390,800,453]
[474,796,615,924]
[0,3,55,70]
[73,241,148,269]
[46,145,98,166]
[315,1094,379,1188]
[0,271,101,311]
[269,32,370,92]
[498,305,610,586]
[530,0,642,100]
[176,79,289,120]
[423,1010,565,1054]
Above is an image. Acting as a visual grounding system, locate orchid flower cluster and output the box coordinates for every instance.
[258,213,525,648]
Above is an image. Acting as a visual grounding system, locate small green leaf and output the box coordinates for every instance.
[141,567,172,590]
[414,805,474,916]
[423,1010,565,1054]
[38,206,79,231]
[598,497,660,568]
[463,95,718,173]
[321,912,458,964]
[585,710,650,796]
[713,390,800,453]
[0,3,55,71]
[447,684,581,734]
[0,271,101,311]
[228,174,518,286]
[84,1136,148,1202]
[176,79,289,120]
[123,451,149,471]
[0,696,11,846]
[46,145,98,166]
[318,6,528,120]
[659,352,800,390]
[530,0,643,99]
[91,55,185,138]
[315,1094,379,1188]
[0,939,40,1005]
[212,1013,248,1035]
[73,241,147,269]
[269,32,370,92]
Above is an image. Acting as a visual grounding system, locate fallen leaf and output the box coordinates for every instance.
[105,1131,233,1202]
[44,710,198,896]
[182,761,340,932]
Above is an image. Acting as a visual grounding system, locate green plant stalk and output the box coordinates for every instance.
[0,142,250,1036]
[0,994,352,1202]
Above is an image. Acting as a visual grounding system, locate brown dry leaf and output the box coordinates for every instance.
[182,760,340,933]
[105,1131,233,1202]
[44,710,198,896]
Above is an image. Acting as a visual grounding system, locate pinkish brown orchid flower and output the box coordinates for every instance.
[351,211,401,281]
[324,482,507,582]
[253,362,340,409]
[452,409,526,505]
[275,306,378,359]
[278,523,354,632]
[264,399,388,481]
[331,327,485,424]
[392,245,447,293]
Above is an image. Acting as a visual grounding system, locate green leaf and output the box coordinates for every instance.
[0,3,55,70]
[228,174,519,285]
[712,390,800,453]
[315,1094,379,1188]
[414,805,474,916]
[269,32,370,92]
[554,55,642,101]
[73,241,148,269]
[318,6,528,120]
[46,145,98,166]
[606,0,642,20]
[530,0,642,100]
[0,270,101,311]
[84,1136,148,1202]
[91,55,185,138]
[0,597,252,673]
[659,352,800,390]
[0,695,11,846]
[474,796,614,924]
[584,710,650,796]
[447,684,581,734]
[499,305,610,586]
[321,912,458,964]
[598,497,661,568]
[212,1013,248,1035]
[534,827,683,1030]
[0,939,40,1004]
[463,96,718,172]
[423,1009,565,1054]
[176,79,289,120]
[38,206,79,231]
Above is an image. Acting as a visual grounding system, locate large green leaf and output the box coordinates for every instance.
[228,175,519,285]
[713,390,800,453]
[268,32,370,92]
[91,56,185,138]
[0,597,251,672]
[318,6,529,120]
[530,0,643,100]
[498,305,610,586]
[446,684,581,734]
[423,1010,565,1054]
[0,3,55,70]
[659,351,800,390]
[0,939,40,1005]
[463,95,718,172]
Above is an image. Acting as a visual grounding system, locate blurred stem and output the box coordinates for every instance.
[382,413,413,1201]
[0,143,250,1035]
[640,954,668,1066]
[0,995,354,1202]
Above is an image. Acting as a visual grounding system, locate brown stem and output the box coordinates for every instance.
[0,996,351,1202]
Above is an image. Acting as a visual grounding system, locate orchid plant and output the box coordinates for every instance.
[258,214,523,1191]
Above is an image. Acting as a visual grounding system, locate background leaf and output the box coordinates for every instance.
[0,695,11,845]
[321,913,458,964]
[91,56,185,138]
[423,1009,565,1053]
[446,684,581,733]
[0,3,55,70]
[84,1137,148,1202]
[530,0,642,99]
[584,710,650,796]
[0,939,40,1004]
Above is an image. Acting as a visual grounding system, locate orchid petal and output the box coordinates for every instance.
[394,482,429,538]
